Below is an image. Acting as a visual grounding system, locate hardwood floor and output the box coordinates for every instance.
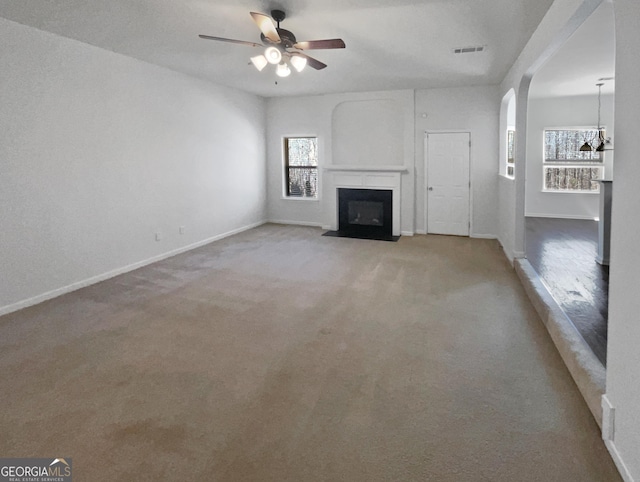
[525,217,608,366]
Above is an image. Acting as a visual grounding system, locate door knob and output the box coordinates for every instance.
[428,187,433,191]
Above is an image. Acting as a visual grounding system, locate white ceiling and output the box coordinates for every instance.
[0,0,558,97]
[530,1,615,98]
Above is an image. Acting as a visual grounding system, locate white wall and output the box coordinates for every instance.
[498,90,517,258]
[498,176,517,260]
[498,0,640,478]
[266,87,500,238]
[266,90,415,233]
[606,0,640,479]
[332,99,405,167]
[525,94,614,219]
[415,86,500,237]
[0,18,267,314]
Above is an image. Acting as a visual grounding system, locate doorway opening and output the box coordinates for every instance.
[523,1,615,367]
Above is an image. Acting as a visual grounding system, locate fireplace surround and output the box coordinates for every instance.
[323,167,406,239]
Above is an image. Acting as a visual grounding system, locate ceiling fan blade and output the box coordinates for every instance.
[250,12,281,43]
[198,35,261,47]
[295,52,327,70]
[294,39,346,50]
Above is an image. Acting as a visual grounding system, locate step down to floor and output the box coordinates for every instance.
[515,258,606,429]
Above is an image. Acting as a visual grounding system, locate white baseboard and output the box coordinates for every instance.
[470,234,497,240]
[401,231,414,236]
[605,439,635,482]
[497,237,515,266]
[268,219,324,228]
[602,395,615,441]
[601,395,634,482]
[526,213,598,221]
[412,231,495,238]
[0,220,266,317]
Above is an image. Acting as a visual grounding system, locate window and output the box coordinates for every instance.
[507,130,515,177]
[543,129,604,192]
[284,137,318,198]
[500,89,516,178]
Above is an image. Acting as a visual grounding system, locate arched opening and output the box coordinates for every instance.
[524,1,615,367]
[506,0,616,427]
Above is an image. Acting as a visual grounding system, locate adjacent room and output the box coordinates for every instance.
[524,0,615,368]
[2,0,639,480]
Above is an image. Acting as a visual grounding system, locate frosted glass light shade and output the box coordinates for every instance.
[290,55,307,72]
[276,62,291,77]
[250,55,268,71]
[264,47,282,64]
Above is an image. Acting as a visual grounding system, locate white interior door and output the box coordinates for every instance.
[426,132,470,236]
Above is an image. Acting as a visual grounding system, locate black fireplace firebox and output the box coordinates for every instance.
[323,188,399,241]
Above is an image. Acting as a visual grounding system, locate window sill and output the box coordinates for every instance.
[281,196,320,202]
[499,174,515,181]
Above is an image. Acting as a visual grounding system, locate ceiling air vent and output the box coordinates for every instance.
[453,46,485,54]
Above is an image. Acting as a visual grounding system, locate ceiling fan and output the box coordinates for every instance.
[199,10,345,77]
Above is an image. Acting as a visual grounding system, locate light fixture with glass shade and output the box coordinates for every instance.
[580,81,614,152]
[250,55,268,71]
[276,62,291,77]
[290,55,307,73]
[264,46,282,65]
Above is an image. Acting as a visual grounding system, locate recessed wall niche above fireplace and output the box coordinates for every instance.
[324,188,399,241]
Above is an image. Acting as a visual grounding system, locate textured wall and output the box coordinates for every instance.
[0,18,267,313]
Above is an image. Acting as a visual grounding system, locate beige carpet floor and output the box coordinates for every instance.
[0,224,620,481]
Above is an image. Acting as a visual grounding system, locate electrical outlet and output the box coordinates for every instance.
[155,232,162,241]
[179,226,185,235]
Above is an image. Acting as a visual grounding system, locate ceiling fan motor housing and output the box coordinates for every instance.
[260,29,296,49]
[271,10,286,24]
[259,10,296,49]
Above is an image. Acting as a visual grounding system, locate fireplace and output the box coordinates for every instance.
[326,188,398,241]
[323,167,405,238]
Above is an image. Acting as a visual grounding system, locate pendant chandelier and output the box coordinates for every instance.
[580,82,613,152]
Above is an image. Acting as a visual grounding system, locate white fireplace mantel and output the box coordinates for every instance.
[324,165,409,173]
[323,166,405,236]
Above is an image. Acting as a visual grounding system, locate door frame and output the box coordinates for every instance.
[424,130,472,236]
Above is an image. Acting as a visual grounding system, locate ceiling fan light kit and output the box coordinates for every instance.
[250,54,268,71]
[264,46,282,64]
[276,62,291,77]
[290,55,307,73]
[199,9,345,79]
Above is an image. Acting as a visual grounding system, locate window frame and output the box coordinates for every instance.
[506,129,515,179]
[542,127,605,193]
[283,136,319,200]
